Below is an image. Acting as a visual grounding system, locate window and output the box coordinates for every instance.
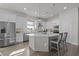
[27,22,33,25]
[27,26,34,29]
[27,21,34,32]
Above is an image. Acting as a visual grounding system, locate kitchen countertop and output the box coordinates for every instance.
[26,33,59,37]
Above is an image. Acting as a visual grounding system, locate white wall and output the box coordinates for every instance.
[46,8,78,45]
[59,8,78,45]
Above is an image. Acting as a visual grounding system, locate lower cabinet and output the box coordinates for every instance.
[29,36,49,52]
[0,37,16,47]
[35,36,48,51]
[29,36,35,50]
[0,39,5,47]
[5,37,16,46]
[16,33,23,43]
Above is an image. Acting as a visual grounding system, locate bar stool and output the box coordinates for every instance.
[49,33,63,56]
[62,32,68,52]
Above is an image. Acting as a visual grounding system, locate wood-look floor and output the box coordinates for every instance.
[0,42,79,56]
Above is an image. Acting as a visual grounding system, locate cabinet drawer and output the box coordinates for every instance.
[0,40,4,47]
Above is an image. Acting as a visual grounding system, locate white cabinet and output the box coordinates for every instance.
[29,34,58,52]
[35,36,48,51]
[29,36,35,50]
[0,13,8,22]
[16,33,23,43]
[8,14,16,22]
[0,11,16,22]
[29,36,49,52]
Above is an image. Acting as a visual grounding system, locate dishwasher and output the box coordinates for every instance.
[23,33,29,42]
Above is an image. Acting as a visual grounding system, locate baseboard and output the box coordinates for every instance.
[66,41,78,46]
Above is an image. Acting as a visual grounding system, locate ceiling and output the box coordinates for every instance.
[0,3,79,19]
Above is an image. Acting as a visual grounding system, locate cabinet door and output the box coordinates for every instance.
[8,14,16,22]
[16,33,23,43]
[29,36,35,50]
[0,40,4,47]
[35,36,48,51]
[0,13,8,22]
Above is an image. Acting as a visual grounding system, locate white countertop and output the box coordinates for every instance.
[26,33,59,37]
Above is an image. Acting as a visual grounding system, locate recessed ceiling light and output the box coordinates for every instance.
[51,3,56,7]
[53,3,56,7]
[64,6,67,10]
[24,8,27,10]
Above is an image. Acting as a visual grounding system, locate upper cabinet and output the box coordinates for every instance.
[7,13,16,22]
[15,16,28,33]
[0,13,8,22]
[0,10,16,22]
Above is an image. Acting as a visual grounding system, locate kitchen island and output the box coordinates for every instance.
[27,33,59,52]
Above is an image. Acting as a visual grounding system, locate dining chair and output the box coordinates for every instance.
[49,33,63,56]
[62,32,68,52]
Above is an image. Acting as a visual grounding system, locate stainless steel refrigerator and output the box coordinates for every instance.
[0,21,16,47]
